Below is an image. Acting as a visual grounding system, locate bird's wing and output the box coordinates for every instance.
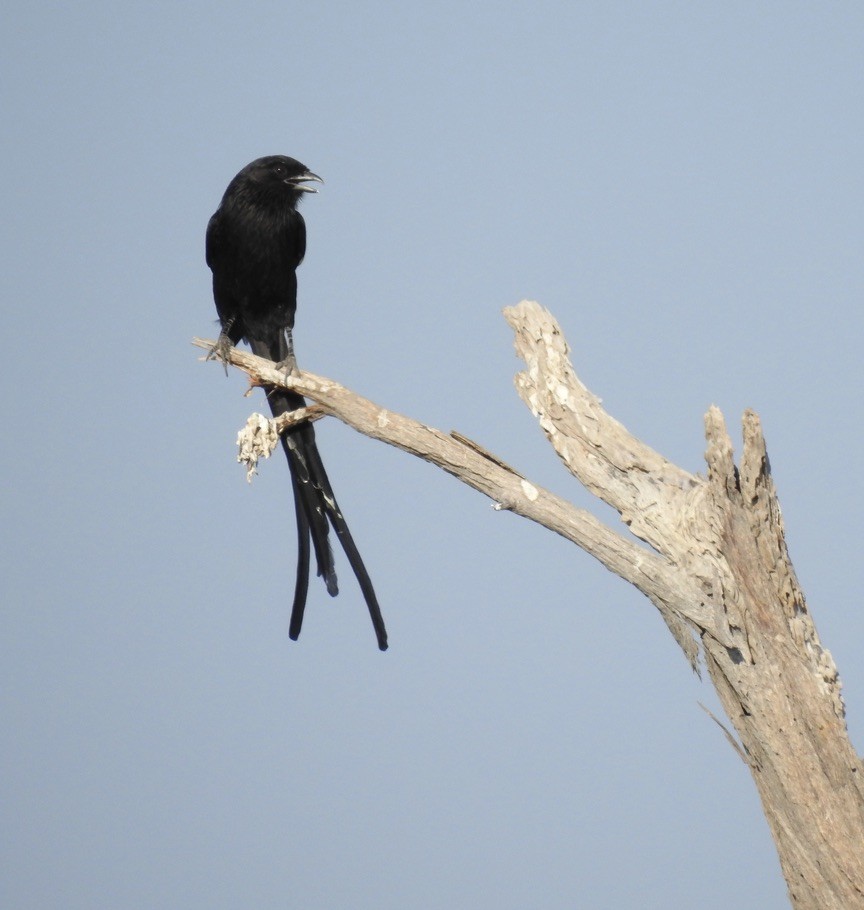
[285,210,307,269]
[205,209,223,271]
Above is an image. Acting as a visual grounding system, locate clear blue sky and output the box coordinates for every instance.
[3,3,863,908]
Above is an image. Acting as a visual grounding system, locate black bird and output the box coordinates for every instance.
[206,155,387,650]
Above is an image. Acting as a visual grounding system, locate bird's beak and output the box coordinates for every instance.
[291,171,324,193]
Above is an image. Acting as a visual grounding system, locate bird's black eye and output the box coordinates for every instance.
[273,163,286,176]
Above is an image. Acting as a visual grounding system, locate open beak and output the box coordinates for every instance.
[291,171,324,193]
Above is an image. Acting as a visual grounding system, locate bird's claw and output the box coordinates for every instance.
[207,334,234,376]
[275,354,301,383]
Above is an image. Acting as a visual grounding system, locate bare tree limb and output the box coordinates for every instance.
[194,300,864,908]
[193,334,717,661]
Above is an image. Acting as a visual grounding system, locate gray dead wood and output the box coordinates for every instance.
[194,300,864,909]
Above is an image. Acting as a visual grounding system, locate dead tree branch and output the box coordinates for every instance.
[194,299,864,909]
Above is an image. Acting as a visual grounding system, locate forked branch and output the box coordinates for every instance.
[195,299,864,909]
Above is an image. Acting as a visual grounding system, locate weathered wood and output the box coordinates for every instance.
[195,301,864,908]
[502,302,864,909]
[192,335,715,643]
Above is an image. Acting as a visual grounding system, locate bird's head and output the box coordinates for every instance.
[236,155,324,205]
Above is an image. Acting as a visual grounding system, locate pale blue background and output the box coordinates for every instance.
[3,3,862,908]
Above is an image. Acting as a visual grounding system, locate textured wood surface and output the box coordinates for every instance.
[196,301,864,908]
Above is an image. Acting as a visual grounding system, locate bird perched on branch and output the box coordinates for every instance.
[205,155,388,650]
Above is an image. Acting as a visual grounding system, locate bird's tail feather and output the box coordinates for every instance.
[300,439,389,651]
[279,413,339,592]
[287,467,312,641]
[274,391,387,650]
[248,336,387,650]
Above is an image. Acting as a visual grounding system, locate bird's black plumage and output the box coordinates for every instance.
[206,155,387,650]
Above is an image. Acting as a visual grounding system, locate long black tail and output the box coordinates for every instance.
[251,349,387,651]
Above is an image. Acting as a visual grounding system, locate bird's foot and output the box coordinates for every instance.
[275,353,301,383]
[206,333,234,376]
